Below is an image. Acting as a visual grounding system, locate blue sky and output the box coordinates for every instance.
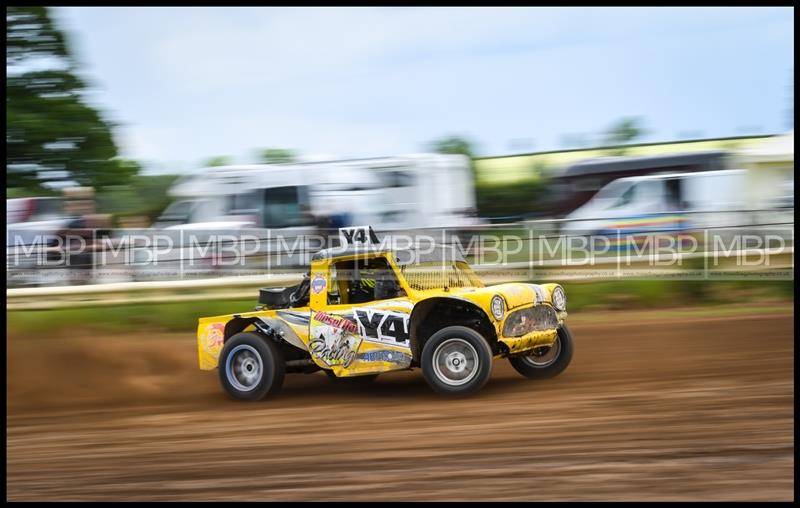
[53,7,794,173]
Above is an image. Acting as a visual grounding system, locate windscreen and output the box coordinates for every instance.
[396,247,483,290]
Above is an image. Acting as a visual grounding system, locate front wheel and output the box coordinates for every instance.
[218,332,285,401]
[421,326,493,396]
[509,325,574,379]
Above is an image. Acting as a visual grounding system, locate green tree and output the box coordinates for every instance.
[203,156,232,167]
[603,117,646,155]
[259,148,296,164]
[476,178,550,220]
[96,173,181,222]
[7,7,126,191]
[428,135,477,159]
[427,135,478,180]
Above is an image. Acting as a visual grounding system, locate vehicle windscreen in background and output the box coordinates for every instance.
[154,199,195,227]
[162,199,194,217]
[592,179,633,204]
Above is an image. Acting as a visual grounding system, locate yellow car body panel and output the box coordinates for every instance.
[197,249,567,375]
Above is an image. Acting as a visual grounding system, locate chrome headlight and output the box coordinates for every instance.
[490,295,505,320]
[551,286,566,311]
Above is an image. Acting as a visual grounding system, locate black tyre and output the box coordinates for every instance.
[324,370,379,385]
[421,325,493,396]
[509,325,574,379]
[218,332,285,401]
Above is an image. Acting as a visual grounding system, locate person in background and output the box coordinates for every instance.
[328,197,353,241]
[313,197,353,249]
[56,187,112,284]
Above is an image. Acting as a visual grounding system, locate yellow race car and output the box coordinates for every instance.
[197,228,572,399]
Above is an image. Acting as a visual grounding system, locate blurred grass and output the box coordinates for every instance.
[562,280,794,311]
[6,280,793,336]
[7,299,256,336]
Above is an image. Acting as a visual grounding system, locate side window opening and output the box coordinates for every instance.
[328,257,405,305]
[227,190,260,216]
[262,186,315,228]
[327,264,341,305]
[226,191,260,225]
[665,178,685,211]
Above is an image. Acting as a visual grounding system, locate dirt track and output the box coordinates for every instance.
[6,309,795,501]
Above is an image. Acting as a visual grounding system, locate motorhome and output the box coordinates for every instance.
[560,169,749,235]
[155,153,477,232]
[136,154,478,277]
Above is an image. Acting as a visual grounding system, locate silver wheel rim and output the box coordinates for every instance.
[226,344,263,392]
[521,337,561,367]
[432,338,480,386]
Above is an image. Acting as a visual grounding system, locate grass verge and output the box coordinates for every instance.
[7,280,793,336]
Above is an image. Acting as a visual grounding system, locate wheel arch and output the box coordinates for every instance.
[223,316,260,342]
[409,297,498,363]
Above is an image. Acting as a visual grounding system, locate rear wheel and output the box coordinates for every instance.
[218,332,285,401]
[509,325,574,379]
[421,326,493,396]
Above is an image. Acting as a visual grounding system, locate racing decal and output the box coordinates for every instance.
[309,310,362,367]
[311,273,327,294]
[257,317,308,351]
[200,322,225,356]
[356,349,413,365]
[276,310,311,326]
[309,334,361,368]
[354,308,410,346]
[197,321,226,369]
[313,311,358,334]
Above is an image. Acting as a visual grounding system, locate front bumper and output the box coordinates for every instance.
[499,329,559,354]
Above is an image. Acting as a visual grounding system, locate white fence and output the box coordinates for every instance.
[7,246,793,311]
[7,210,794,310]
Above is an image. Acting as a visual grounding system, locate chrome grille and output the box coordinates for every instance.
[502,305,558,337]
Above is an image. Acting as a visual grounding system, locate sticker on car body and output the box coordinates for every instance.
[353,308,410,346]
[311,273,327,294]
